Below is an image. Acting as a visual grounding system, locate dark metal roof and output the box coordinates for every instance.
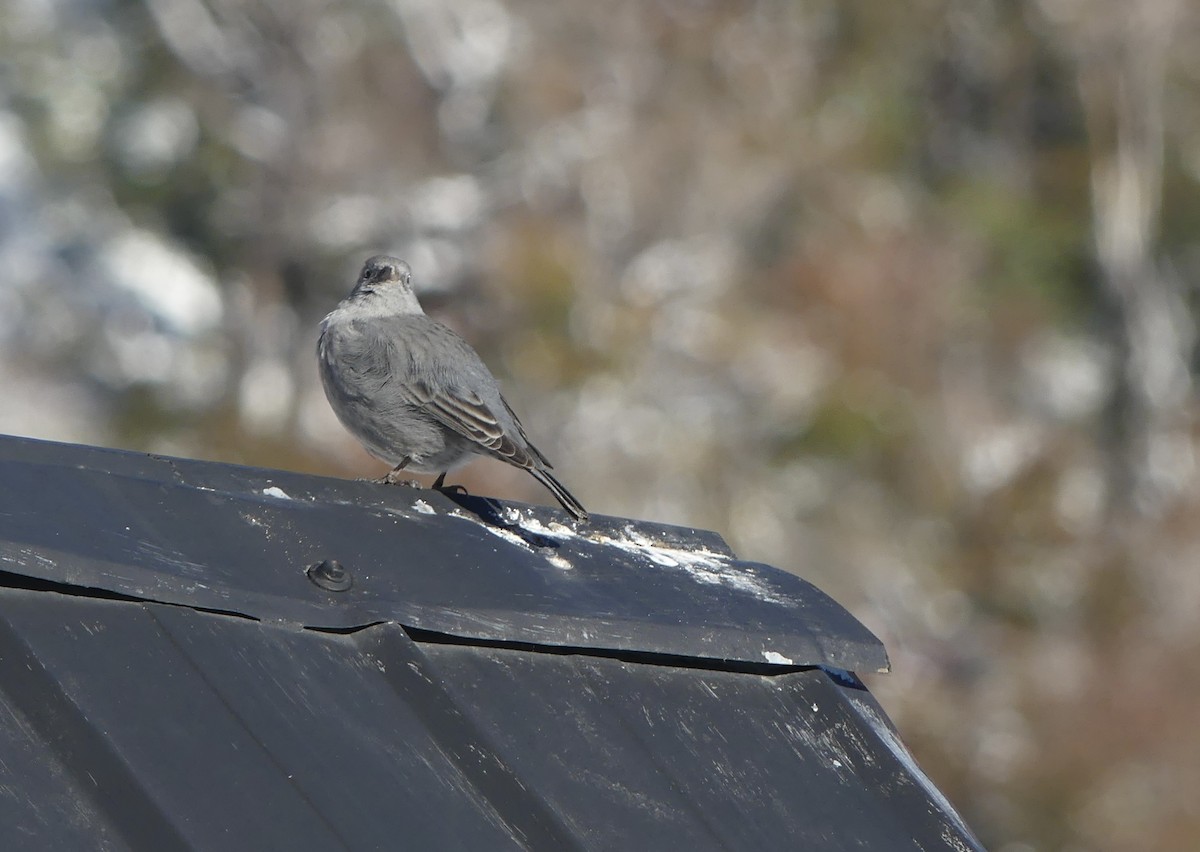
[0,434,981,850]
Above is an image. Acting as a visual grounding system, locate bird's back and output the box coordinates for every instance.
[321,308,531,462]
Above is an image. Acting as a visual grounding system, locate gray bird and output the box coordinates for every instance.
[318,255,588,522]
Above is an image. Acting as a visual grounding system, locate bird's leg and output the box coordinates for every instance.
[432,471,469,496]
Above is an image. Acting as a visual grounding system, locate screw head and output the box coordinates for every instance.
[306,559,352,592]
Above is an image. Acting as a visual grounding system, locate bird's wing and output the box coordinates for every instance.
[367,313,546,469]
[500,394,553,468]
[411,379,538,469]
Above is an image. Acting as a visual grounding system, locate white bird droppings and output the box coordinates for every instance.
[483,525,532,550]
[593,526,788,605]
[502,507,575,540]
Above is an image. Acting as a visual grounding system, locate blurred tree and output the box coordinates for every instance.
[1,1,1199,848]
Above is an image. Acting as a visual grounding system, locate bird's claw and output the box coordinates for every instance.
[368,473,422,487]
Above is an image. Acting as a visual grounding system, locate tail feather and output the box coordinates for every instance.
[529,467,589,522]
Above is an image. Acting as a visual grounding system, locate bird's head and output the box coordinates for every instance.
[355,255,411,292]
[348,255,423,313]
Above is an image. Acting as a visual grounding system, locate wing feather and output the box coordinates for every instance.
[412,380,535,467]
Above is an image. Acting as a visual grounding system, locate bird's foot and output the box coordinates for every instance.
[431,472,469,496]
[368,472,422,487]
[364,458,420,486]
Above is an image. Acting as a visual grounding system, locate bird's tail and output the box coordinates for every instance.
[529,467,589,522]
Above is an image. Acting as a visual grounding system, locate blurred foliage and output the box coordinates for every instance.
[2,0,1200,848]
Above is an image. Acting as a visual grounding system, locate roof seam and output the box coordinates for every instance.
[399,625,817,676]
[0,571,262,625]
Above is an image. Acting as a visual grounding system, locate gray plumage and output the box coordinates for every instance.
[318,255,588,522]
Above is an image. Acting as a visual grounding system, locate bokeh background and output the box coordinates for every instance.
[3,0,1200,848]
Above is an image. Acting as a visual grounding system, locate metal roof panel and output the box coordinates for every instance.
[0,435,886,672]
[0,590,977,850]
